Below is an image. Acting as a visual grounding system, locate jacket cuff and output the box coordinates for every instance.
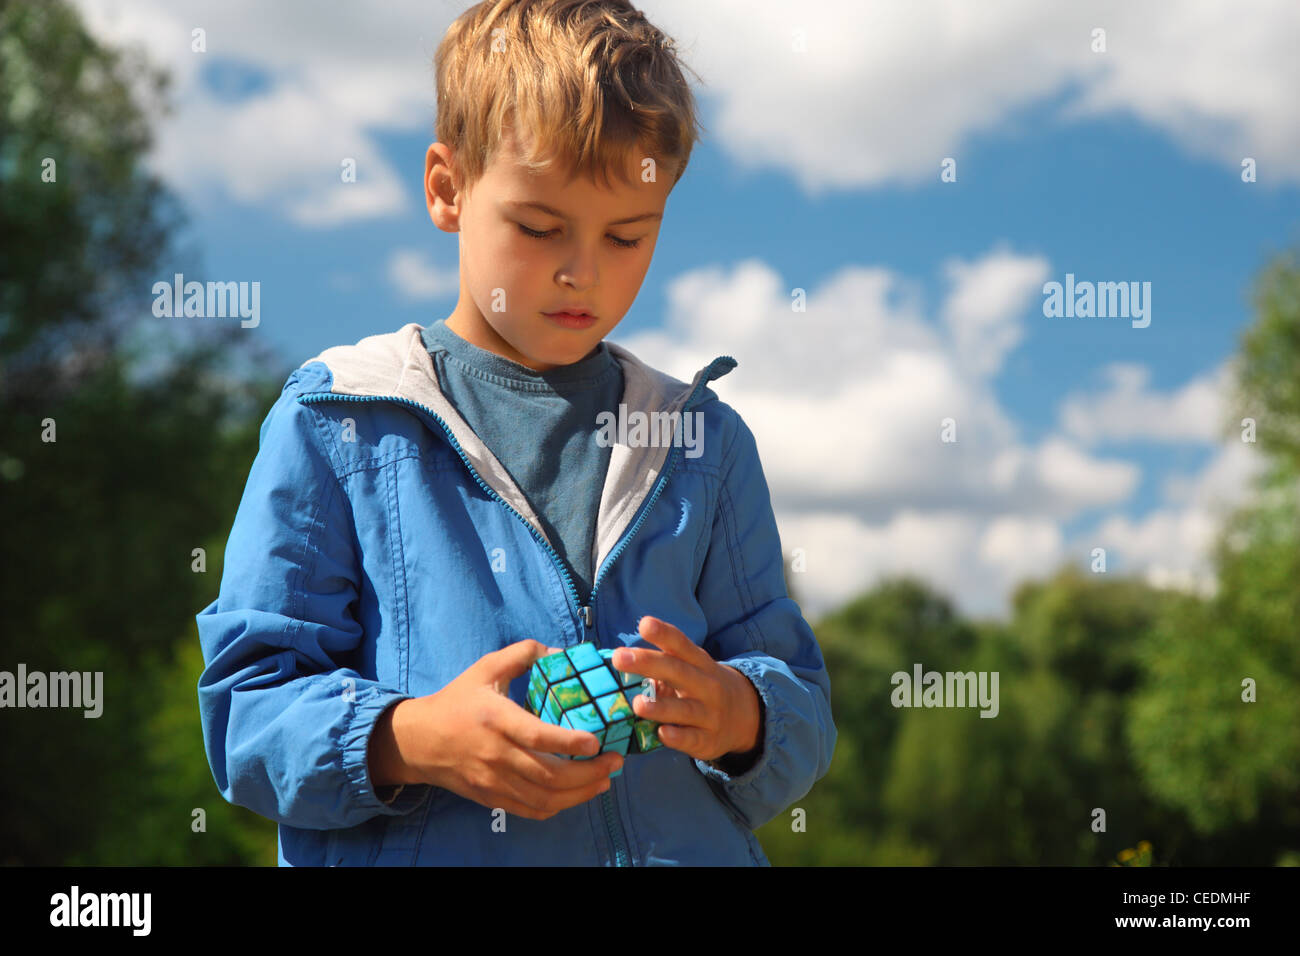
[343,690,434,816]
[694,660,778,789]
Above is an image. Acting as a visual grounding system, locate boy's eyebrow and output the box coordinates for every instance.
[504,200,662,226]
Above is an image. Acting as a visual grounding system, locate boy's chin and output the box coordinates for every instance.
[498,337,596,371]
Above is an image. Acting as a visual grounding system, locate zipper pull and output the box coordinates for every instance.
[583,605,593,628]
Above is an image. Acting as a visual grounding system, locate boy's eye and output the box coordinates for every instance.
[516,223,641,249]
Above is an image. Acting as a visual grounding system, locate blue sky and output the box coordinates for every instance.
[78,0,1300,619]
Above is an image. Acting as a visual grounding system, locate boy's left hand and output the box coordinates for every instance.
[612,616,762,763]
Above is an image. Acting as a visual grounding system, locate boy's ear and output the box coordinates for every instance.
[425,142,462,232]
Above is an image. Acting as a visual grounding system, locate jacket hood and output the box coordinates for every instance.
[298,322,737,580]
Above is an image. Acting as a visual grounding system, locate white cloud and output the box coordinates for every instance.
[977,516,1066,588]
[1161,436,1262,509]
[1060,361,1233,444]
[72,0,1300,228]
[614,251,1270,619]
[1066,435,1267,601]
[73,0,441,226]
[388,248,460,301]
[941,248,1051,377]
[615,250,1146,618]
[654,0,1300,189]
[1083,508,1220,597]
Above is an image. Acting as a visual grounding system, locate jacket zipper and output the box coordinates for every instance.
[298,355,733,866]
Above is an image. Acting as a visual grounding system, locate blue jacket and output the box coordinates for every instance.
[195,322,836,865]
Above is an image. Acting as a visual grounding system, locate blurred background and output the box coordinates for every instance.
[2,0,1297,865]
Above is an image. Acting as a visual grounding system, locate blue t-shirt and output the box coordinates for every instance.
[420,319,624,605]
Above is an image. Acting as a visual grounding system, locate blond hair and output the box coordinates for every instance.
[434,0,705,195]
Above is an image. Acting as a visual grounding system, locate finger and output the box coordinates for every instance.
[511,749,624,792]
[478,639,553,687]
[496,700,610,761]
[655,723,708,759]
[614,645,706,698]
[631,689,709,729]
[635,616,713,667]
[473,762,610,821]
[491,771,615,821]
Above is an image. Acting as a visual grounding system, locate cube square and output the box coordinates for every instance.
[551,676,589,711]
[578,665,618,699]
[594,690,634,728]
[526,641,662,759]
[566,642,603,672]
[562,702,605,741]
[538,653,577,684]
[633,718,662,753]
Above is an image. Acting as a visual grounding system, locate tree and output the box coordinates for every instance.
[0,0,282,863]
[1127,249,1300,859]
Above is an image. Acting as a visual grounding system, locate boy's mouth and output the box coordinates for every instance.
[543,309,599,329]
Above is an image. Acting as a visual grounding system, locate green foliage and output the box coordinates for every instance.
[1123,250,1300,853]
[0,0,176,366]
[83,584,278,866]
[1230,248,1300,468]
[0,0,284,864]
[760,558,1300,865]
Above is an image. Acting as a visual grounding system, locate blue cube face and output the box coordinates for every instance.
[566,642,603,672]
[604,715,633,743]
[579,665,618,699]
[563,702,606,739]
[593,690,633,722]
[617,665,645,689]
[526,642,662,758]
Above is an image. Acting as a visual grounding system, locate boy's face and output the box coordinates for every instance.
[425,127,675,372]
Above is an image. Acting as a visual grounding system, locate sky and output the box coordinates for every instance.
[73,0,1300,620]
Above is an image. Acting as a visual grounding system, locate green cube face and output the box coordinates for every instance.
[538,653,576,684]
[634,718,662,753]
[527,667,549,713]
[527,642,663,758]
[551,677,589,711]
[542,686,565,724]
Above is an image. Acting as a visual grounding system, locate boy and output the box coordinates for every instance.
[195,0,835,865]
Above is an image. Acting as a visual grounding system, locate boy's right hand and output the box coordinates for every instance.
[372,640,623,821]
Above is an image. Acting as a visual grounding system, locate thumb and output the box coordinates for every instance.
[479,639,552,688]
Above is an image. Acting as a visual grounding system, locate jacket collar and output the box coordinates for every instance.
[299,322,736,577]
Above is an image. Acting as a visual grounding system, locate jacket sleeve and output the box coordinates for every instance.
[691,406,837,830]
[195,365,434,830]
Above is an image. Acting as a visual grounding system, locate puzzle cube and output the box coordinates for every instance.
[526,642,663,776]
